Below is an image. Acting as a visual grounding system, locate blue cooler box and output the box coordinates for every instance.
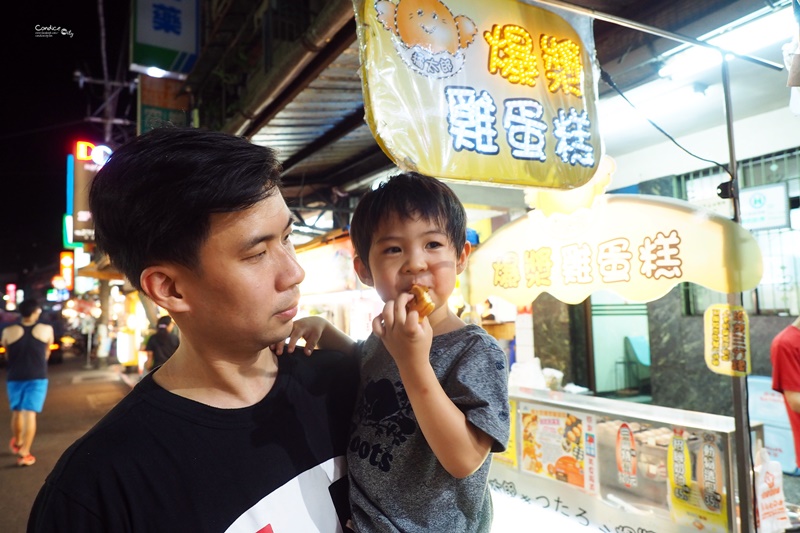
[748,375,800,475]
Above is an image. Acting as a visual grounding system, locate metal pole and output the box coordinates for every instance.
[526,0,770,529]
[528,0,784,72]
[84,328,94,370]
[720,58,756,533]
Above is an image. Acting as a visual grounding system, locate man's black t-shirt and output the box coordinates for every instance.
[28,350,359,532]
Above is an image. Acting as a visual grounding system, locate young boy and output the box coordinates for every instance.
[277,173,510,531]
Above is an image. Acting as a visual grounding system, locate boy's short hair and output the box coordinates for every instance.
[89,127,283,291]
[350,172,466,266]
[18,299,40,319]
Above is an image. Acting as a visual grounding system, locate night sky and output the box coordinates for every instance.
[2,2,132,277]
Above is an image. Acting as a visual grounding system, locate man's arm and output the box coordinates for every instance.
[786,390,800,414]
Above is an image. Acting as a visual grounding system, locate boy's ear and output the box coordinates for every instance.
[456,241,472,275]
[354,256,374,287]
[139,265,191,313]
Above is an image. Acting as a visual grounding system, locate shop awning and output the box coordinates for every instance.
[76,260,125,281]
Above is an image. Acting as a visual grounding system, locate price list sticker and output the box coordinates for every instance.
[703,303,750,376]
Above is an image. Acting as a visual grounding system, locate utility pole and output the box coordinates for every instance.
[73,0,137,368]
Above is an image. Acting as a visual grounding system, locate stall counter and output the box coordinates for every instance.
[488,388,765,532]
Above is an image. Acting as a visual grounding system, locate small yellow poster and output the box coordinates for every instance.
[703,304,751,376]
[494,400,518,469]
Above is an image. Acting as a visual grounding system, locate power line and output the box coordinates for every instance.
[0,120,87,141]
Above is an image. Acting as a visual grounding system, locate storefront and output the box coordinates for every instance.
[294,230,383,341]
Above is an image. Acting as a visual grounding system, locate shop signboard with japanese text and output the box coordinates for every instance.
[354,0,601,189]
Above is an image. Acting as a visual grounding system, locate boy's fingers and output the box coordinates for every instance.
[303,333,319,356]
[382,301,395,329]
[372,314,386,337]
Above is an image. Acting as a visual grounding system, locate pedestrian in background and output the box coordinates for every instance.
[145,315,179,371]
[772,316,800,470]
[1,299,54,467]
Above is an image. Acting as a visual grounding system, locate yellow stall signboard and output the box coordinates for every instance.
[354,0,601,189]
[468,194,763,306]
[703,304,751,376]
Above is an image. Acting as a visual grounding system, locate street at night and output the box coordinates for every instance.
[0,353,133,532]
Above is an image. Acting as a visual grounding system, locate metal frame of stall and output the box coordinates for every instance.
[526,1,786,530]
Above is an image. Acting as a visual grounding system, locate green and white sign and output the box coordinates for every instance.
[131,0,198,78]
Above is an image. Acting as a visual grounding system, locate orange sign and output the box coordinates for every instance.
[60,251,75,291]
[355,0,601,188]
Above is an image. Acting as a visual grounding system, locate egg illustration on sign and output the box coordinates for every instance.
[375,0,477,78]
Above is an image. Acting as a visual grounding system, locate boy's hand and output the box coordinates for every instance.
[272,316,327,356]
[373,293,433,369]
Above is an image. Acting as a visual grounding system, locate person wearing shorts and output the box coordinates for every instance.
[2,299,53,467]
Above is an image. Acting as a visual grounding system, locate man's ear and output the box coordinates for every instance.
[354,256,374,287]
[139,266,191,313]
[456,241,472,274]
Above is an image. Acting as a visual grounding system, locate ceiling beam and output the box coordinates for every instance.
[242,19,357,138]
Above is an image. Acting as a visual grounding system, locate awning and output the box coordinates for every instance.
[76,261,125,281]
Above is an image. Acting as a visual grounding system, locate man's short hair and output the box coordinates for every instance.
[89,127,283,291]
[18,299,41,319]
[349,172,467,268]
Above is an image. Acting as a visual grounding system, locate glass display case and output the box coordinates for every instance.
[490,388,764,532]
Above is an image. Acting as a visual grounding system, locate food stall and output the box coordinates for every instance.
[488,388,765,532]
[351,0,783,529]
[294,229,383,340]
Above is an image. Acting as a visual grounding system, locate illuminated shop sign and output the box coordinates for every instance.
[60,251,75,291]
[469,193,763,305]
[355,0,601,189]
[70,141,113,243]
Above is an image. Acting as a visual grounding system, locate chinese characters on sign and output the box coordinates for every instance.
[703,304,751,376]
[469,194,763,306]
[490,230,683,291]
[152,3,182,35]
[445,23,594,169]
[357,0,602,188]
[132,0,198,76]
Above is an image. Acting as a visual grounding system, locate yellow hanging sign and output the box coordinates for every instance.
[703,304,751,376]
[354,0,602,189]
[468,193,763,306]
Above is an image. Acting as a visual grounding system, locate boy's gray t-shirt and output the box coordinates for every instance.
[348,324,510,532]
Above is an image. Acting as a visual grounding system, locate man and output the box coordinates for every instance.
[28,128,359,532]
[144,315,179,371]
[2,299,54,467]
[772,316,800,470]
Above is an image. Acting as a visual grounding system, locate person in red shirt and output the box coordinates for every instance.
[772,317,800,468]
